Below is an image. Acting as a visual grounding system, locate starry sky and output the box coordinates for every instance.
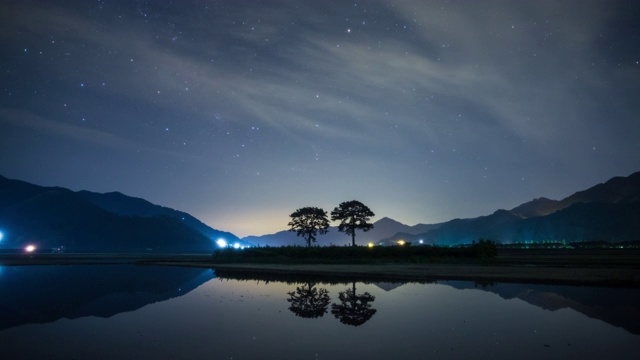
[1,0,639,237]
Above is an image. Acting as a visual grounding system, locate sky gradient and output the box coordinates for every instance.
[1,0,639,237]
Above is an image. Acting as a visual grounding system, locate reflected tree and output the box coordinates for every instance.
[331,282,377,326]
[287,282,331,319]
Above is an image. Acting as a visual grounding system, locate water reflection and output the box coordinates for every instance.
[444,280,640,335]
[215,268,640,335]
[287,282,331,318]
[331,282,377,326]
[285,280,378,325]
[1,266,639,359]
[0,265,213,330]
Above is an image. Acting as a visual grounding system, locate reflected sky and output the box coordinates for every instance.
[0,266,638,359]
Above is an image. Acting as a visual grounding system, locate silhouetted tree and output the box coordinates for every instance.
[288,207,330,247]
[331,282,377,326]
[331,200,375,246]
[287,282,331,318]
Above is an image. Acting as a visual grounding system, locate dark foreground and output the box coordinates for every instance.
[2,248,639,287]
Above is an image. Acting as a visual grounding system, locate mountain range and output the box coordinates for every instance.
[0,175,239,253]
[241,216,441,247]
[1,170,639,251]
[246,171,640,246]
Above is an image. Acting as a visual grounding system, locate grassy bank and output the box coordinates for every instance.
[1,247,639,287]
[211,241,497,264]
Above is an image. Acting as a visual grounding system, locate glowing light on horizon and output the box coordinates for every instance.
[419,239,424,244]
[233,242,241,249]
[216,238,228,248]
[397,240,406,246]
[368,242,374,248]
[0,231,3,241]
[25,245,36,252]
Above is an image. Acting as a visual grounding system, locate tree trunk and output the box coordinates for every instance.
[351,218,356,246]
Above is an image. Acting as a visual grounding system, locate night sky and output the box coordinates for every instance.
[1,1,639,237]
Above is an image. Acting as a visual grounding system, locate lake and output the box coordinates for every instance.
[1,265,639,359]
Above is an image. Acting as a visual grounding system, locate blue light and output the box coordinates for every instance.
[0,231,3,241]
[216,238,228,248]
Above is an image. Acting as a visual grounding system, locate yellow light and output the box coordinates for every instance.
[25,245,36,252]
[397,240,406,246]
[368,242,374,248]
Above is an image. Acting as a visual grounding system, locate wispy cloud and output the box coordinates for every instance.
[0,108,203,163]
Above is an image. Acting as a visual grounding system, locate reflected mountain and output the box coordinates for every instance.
[443,281,640,335]
[287,282,331,318]
[211,268,639,333]
[0,265,214,330]
[372,282,405,292]
[331,282,377,327]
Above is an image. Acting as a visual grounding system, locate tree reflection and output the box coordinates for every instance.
[287,282,331,318]
[331,282,377,326]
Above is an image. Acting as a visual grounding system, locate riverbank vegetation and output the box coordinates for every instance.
[211,239,498,264]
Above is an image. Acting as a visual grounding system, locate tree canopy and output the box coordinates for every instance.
[288,207,330,247]
[331,200,375,246]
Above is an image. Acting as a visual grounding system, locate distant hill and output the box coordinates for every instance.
[0,175,238,253]
[510,202,640,243]
[384,171,640,245]
[77,190,238,244]
[242,226,346,247]
[510,172,640,218]
[242,216,442,247]
[510,197,560,218]
[379,209,521,246]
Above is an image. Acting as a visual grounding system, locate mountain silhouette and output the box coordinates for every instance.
[383,170,640,245]
[245,171,640,246]
[78,190,238,244]
[242,216,440,247]
[0,175,238,253]
[510,172,640,218]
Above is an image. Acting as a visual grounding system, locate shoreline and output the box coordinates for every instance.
[147,262,640,287]
[2,253,639,287]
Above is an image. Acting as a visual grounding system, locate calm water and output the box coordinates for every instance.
[0,265,639,360]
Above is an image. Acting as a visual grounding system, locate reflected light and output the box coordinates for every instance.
[216,238,228,248]
[25,245,36,252]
